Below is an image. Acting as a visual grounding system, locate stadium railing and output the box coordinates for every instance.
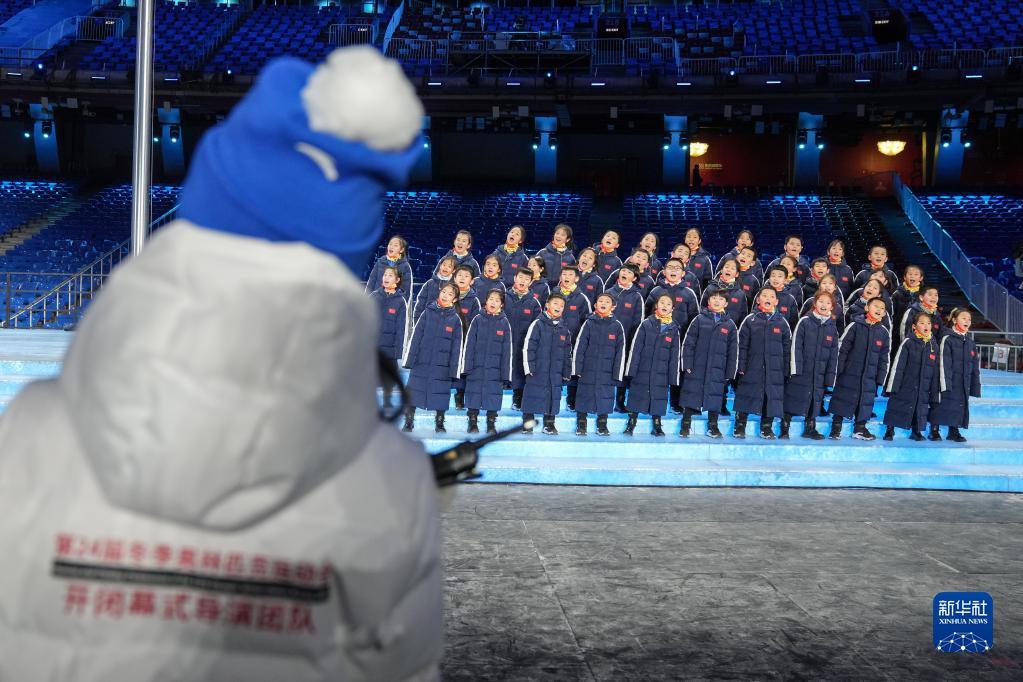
[894,174,1023,335]
[2,205,179,330]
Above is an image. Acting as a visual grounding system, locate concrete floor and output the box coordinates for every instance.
[441,485,1023,680]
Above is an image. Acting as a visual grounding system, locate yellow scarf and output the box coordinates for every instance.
[655,312,673,325]
[903,283,919,294]
[920,302,937,315]
[560,284,577,296]
[503,244,520,254]
[914,329,932,342]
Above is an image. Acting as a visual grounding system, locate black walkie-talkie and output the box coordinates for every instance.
[431,420,535,487]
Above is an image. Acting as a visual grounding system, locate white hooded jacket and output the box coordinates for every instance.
[0,221,443,681]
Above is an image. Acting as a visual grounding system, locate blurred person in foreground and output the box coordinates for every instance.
[0,46,443,681]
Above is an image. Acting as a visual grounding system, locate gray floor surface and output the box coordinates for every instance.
[440,484,1023,681]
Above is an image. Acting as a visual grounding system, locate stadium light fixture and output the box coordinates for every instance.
[548,135,558,151]
[531,133,541,151]
[939,129,952,148]
[876,140,906,156]
[796,130,808,150]
[40,121,52,139]
[689,141,709,157]
[662,135,671,151]
[169,125,181,144]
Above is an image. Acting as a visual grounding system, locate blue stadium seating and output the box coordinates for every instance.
[0,0,34,25]
[0,184,180,317]
[204,5,367,75]
[370,189,592,283]
[75,2,240,72]
[0,180,73,236]
[621,192,901,272]
[917,194,1023,297]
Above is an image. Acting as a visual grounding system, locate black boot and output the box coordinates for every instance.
[596,414,610,436]
[883,425,895,441]
[435,411,446,433]
[909,427,925,441]
[760,417,776,439]
[707,412,723,439]
[615,387,628,413]
[679,408,694,438]
[802,410,823,440]
[928,424,942,441]
[669,385,683,414]
[512,389,523,411]
[719,394,731,417]
[852,421,875,441]
[567,384,578,411]
[454,391,465,410]
[829,415,843,440]
[732,412,748,439]
[522,413,535,434]
[947,426,967,443]
[780,415,791,440]
[486,411,498,434]
[624,413,638,436]
[575,413,588,436]
[651,415,665,437]
[402,407,415,433]
[542,414,558,436]
[467,409,480,434]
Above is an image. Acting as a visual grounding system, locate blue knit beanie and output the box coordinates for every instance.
[179,47,424,274]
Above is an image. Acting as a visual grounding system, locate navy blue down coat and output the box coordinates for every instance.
[883,335,940,430]
[578,270,605,306]
[413,276,450,322]
[370,288,407,360]
[534,243,576,285]
[734,312,792,418]
[784,314,839,420]
[403,302,463,411]
[606,284,646,337]
[929,330,982,428]
[459,311,514,412]
[647,283,699,331]
[491,245,529,286]
[572,314,626,415]
[505,289,541,390]
[680,310,739,411]
[626,316,682,416]
[829,316,891,422]
[521,313,573,414]
[365,256,414,304]
[701,279,749,328]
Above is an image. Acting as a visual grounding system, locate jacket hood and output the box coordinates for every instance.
[60,222,381,531]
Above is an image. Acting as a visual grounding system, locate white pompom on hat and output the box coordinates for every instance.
[302,45,424,152]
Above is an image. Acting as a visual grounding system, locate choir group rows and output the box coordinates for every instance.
[365,224,981,442]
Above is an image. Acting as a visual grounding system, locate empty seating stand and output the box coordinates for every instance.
[0,184,180,319]
[205,5,352,76]
[368,190,593,284]
[621,192,903,273]
[72,3,240,73]
[918,194,1023,297]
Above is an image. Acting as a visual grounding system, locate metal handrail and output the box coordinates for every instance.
[893,175,1023,334]
[3,205,179,329]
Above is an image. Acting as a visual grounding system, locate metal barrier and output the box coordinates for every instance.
[3,206,179,330]
[583,38,625,67]
[385,38,436,65]
[797,53,856,73]
[894,174,1023,334]
[679,56,736,76]
[738,54,797,75]
[856,50,908,72]
[75,15,124,42]
[986,46,1023,66]
[976,344,1023,373]
[328,23,378,47]
[625,37,678,70]
[915,48,986,70]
